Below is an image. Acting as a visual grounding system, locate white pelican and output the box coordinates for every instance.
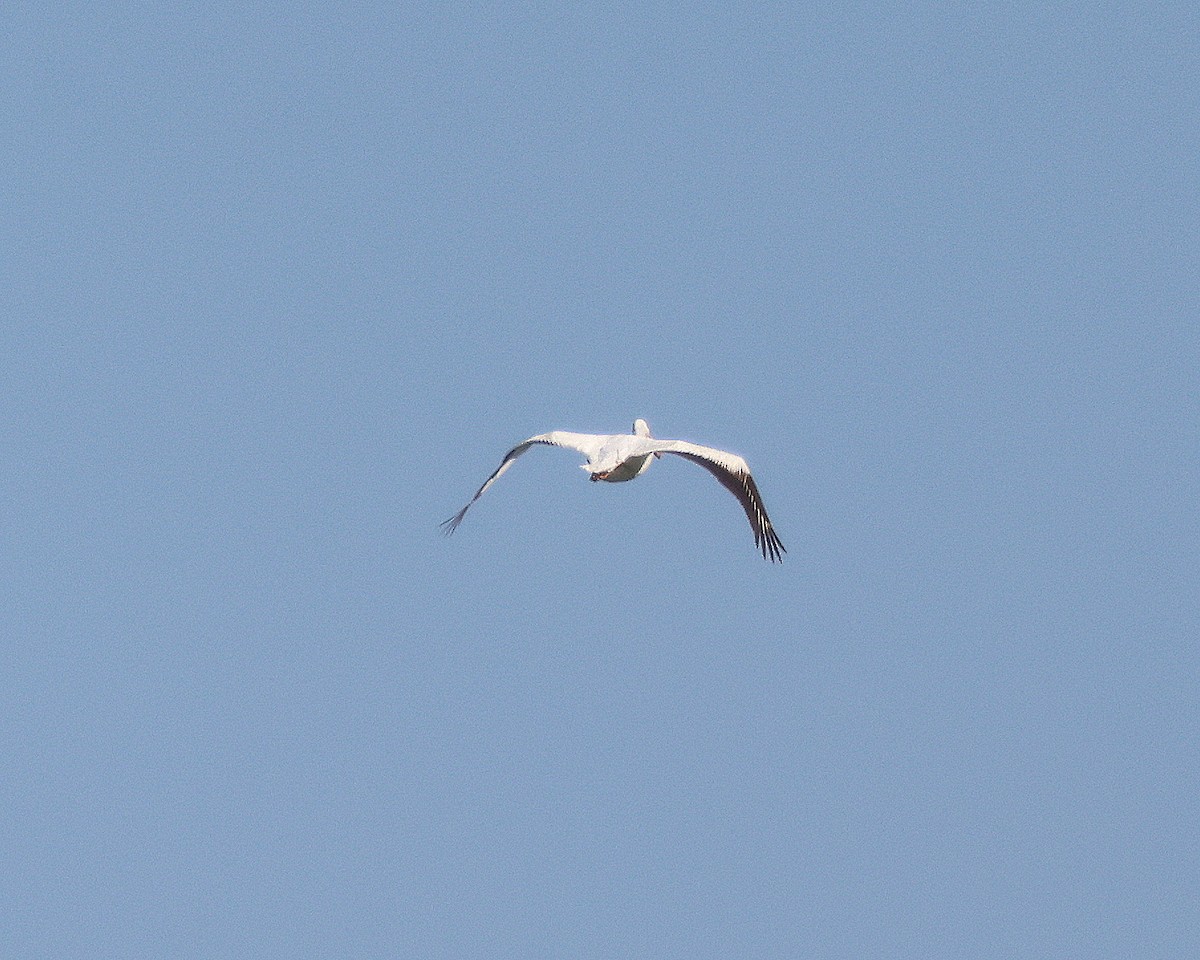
[442,419,785,562]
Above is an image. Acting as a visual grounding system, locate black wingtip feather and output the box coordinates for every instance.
[440,507,469,536]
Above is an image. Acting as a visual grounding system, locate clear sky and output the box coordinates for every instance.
[4,3,1197,957]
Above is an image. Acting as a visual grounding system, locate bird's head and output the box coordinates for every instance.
[633,418,652,437]
[583,462,615,482]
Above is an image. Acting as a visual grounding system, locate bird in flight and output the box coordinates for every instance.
[442,419,785,562]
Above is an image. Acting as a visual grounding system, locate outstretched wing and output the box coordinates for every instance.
[646,439,786,563]
[441,431,604,535]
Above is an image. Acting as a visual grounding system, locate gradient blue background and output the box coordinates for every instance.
[4,3,1197,957]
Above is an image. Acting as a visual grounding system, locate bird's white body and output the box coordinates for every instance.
[443,418,785,562]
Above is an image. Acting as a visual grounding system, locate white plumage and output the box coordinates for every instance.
[442,419,785,562]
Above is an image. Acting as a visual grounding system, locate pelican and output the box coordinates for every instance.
[442,419,785,562]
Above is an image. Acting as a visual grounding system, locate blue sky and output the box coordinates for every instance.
[4,3,1197,957]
